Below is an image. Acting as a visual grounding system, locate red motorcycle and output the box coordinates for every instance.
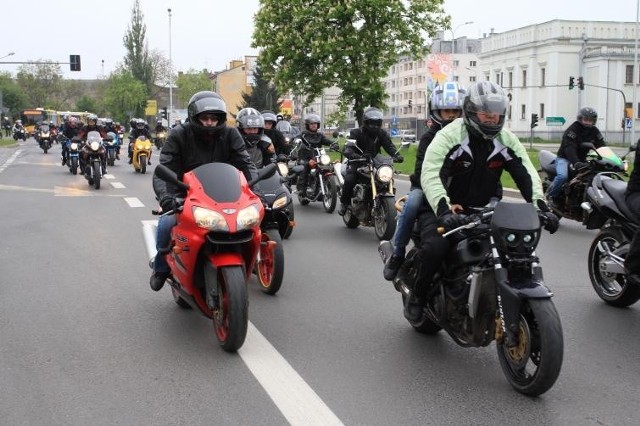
[146,163,276,352]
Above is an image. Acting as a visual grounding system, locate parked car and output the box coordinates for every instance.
[338,128,358,138]
[398,130,416,144]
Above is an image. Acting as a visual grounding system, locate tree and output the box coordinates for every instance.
[175,69,212,106]
[0,72,28,118]
[123,0,152,98]
[15,61,64,108]
[253,0,449,125]
[76,95,99,113]
[103,69,147,124]
[239,64,282,112]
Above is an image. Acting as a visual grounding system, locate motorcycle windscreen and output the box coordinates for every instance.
[592,147,623,168]
[192,163,242,203]
[491,201,540,231]
[254,172,286,202]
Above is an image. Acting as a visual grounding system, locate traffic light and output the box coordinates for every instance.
[577,77,584,90]
[568,76,574,90]
[531,113,539,129]
[408,99,413,108]
[161,107,168,119]
[70,55,81,72]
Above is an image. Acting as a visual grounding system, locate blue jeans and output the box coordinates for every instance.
[546,157,569,199]
[392,187,423,258]
[153,214,177,273]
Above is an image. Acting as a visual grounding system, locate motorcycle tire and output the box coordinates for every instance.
[171,287,192,309]
[139,154,147,174]
[43,147,48,154]
[401,294,442,334]
[297,191,310,205]
[93,162,101,190]
[282,205,295,240]
[322,176,338,213]
[374,197,397,241]
[256,231,284,295]
[213,265,249,352]
[587,228,640,307]
[496,298,564,397]
[342,207,360,229]
[71,157,78,175]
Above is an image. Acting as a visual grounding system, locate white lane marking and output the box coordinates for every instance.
[0,150,22,174]
[239,323,344,426]
[104,174,115,179]
[125,197,145,208]
[111,182,126,189]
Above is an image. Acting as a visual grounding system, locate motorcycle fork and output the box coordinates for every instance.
[489,235,521,347]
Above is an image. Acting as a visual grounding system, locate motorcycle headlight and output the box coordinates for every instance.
[70,142,78,150]
[320,154,331,166]
[237,203,261,230]
[90,141,101,151]
[193,206,229,231]
[277,162,289,176]
[376,165,394,183]
[496,229,540,256]
[272,195,288,210]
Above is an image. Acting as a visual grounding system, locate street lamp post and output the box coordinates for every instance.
[0,52,15,61]
[168,8,173,124]
[450,21,473,79]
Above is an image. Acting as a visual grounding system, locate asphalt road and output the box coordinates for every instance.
[1,140,639,426]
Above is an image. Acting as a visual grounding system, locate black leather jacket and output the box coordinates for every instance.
[557,121,605,164]
[343,127,398,160]
[152,123,258,201]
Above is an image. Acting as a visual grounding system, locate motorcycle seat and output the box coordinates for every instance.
[600,176,637,223]
[538,150,557,176]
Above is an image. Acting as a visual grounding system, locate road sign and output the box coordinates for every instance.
[545,116,566,126]
[390,128,398,137]
[625,117,632,129]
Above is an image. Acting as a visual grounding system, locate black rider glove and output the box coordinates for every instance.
[393,153,404,163]
[160,195,177,213]
[329,142,340,151]
[438,212,470,231]
[540,212,560,234]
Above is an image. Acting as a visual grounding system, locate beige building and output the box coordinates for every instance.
[210,56,258,123]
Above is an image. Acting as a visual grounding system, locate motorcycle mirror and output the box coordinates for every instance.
[154,164,189,191]
[629,144,637,152]
[580,142,596,150]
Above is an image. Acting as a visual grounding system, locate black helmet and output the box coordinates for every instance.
[462,81,508,140]
[261,110,277,125]
[362,107,383,135]
[429,82,465,127]
[577,107,597,126]
[187,91,227,136]
[236,107,265,145]
[304,113,321,131]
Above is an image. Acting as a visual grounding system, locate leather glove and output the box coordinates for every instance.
[330,142,340,151]
[540,211,560,234]
[438,212,470,231]
[277,154,289,162]
[573,161,589,171]
[393,153,404,163]
[160,195,177,213]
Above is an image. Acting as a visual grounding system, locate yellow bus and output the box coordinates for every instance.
[19,108,52,135]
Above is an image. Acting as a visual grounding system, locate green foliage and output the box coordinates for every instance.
[253,0,449,125]
[103,69,147,124]
[15,61,64,108]
[0,71,28,117]
[76,96,99,114]
[122,0,152,109]
[239,65,282,112]
[175,69,212,106]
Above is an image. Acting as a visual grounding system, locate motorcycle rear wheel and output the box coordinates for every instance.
[256,231,284,295]
[213,266,248,352]
[342,207,360,228]
[374,197,397,241]
[496,299,563,396]
[587,228,640,307]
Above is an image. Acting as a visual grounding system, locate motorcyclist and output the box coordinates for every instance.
[382,82,465,281]
[149,91,258,291]
[237,107,276,168]
[338,107,404,216]
[103,118,120,159]
[546,107,606,207]
[12,120,24,135]
[2,117,10,137]
[60,116,81,165]
[128,118,152,164]
[295,113,338,199]
[262,110,288,155]
[403,81,558,322]
[624,141,640,286]
[77,114,107,174]
[155,119,166,133]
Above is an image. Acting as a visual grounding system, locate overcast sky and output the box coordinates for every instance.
[0,0,636,80]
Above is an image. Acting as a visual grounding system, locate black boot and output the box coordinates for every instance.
[150,271,170,291]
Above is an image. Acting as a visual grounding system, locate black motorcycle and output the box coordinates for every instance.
[341,140,399,240]
[538,143,632,221]
[291,136,340,213]
[82,131,106,190]
[582,171,640,306]
[252,169,295,295]
[36,124,52,153]
[379,201,564,396]
[13,127,27,141]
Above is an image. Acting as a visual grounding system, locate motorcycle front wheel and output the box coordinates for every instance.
[256,231,284,295]
[587,228,640,307]
[322,175,338,213]
[92,162,101,189]
[496,298,564,396]
[139,154,147,174]
[374,197,397,241]
[213,265,248,352]
[70,157,78,175]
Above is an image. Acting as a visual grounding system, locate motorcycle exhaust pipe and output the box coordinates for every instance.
[141,220,159,267]
[377,241,410,295]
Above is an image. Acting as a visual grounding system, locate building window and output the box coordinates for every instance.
[626,65,634,84]
[541,68,546,87]
[522,70,527,88]
[496,73,500,84]
[521,104,526,120]
[469,60,477,67]
[508,105,512,121]
[508,72,513,88]
[470,76,476,83]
